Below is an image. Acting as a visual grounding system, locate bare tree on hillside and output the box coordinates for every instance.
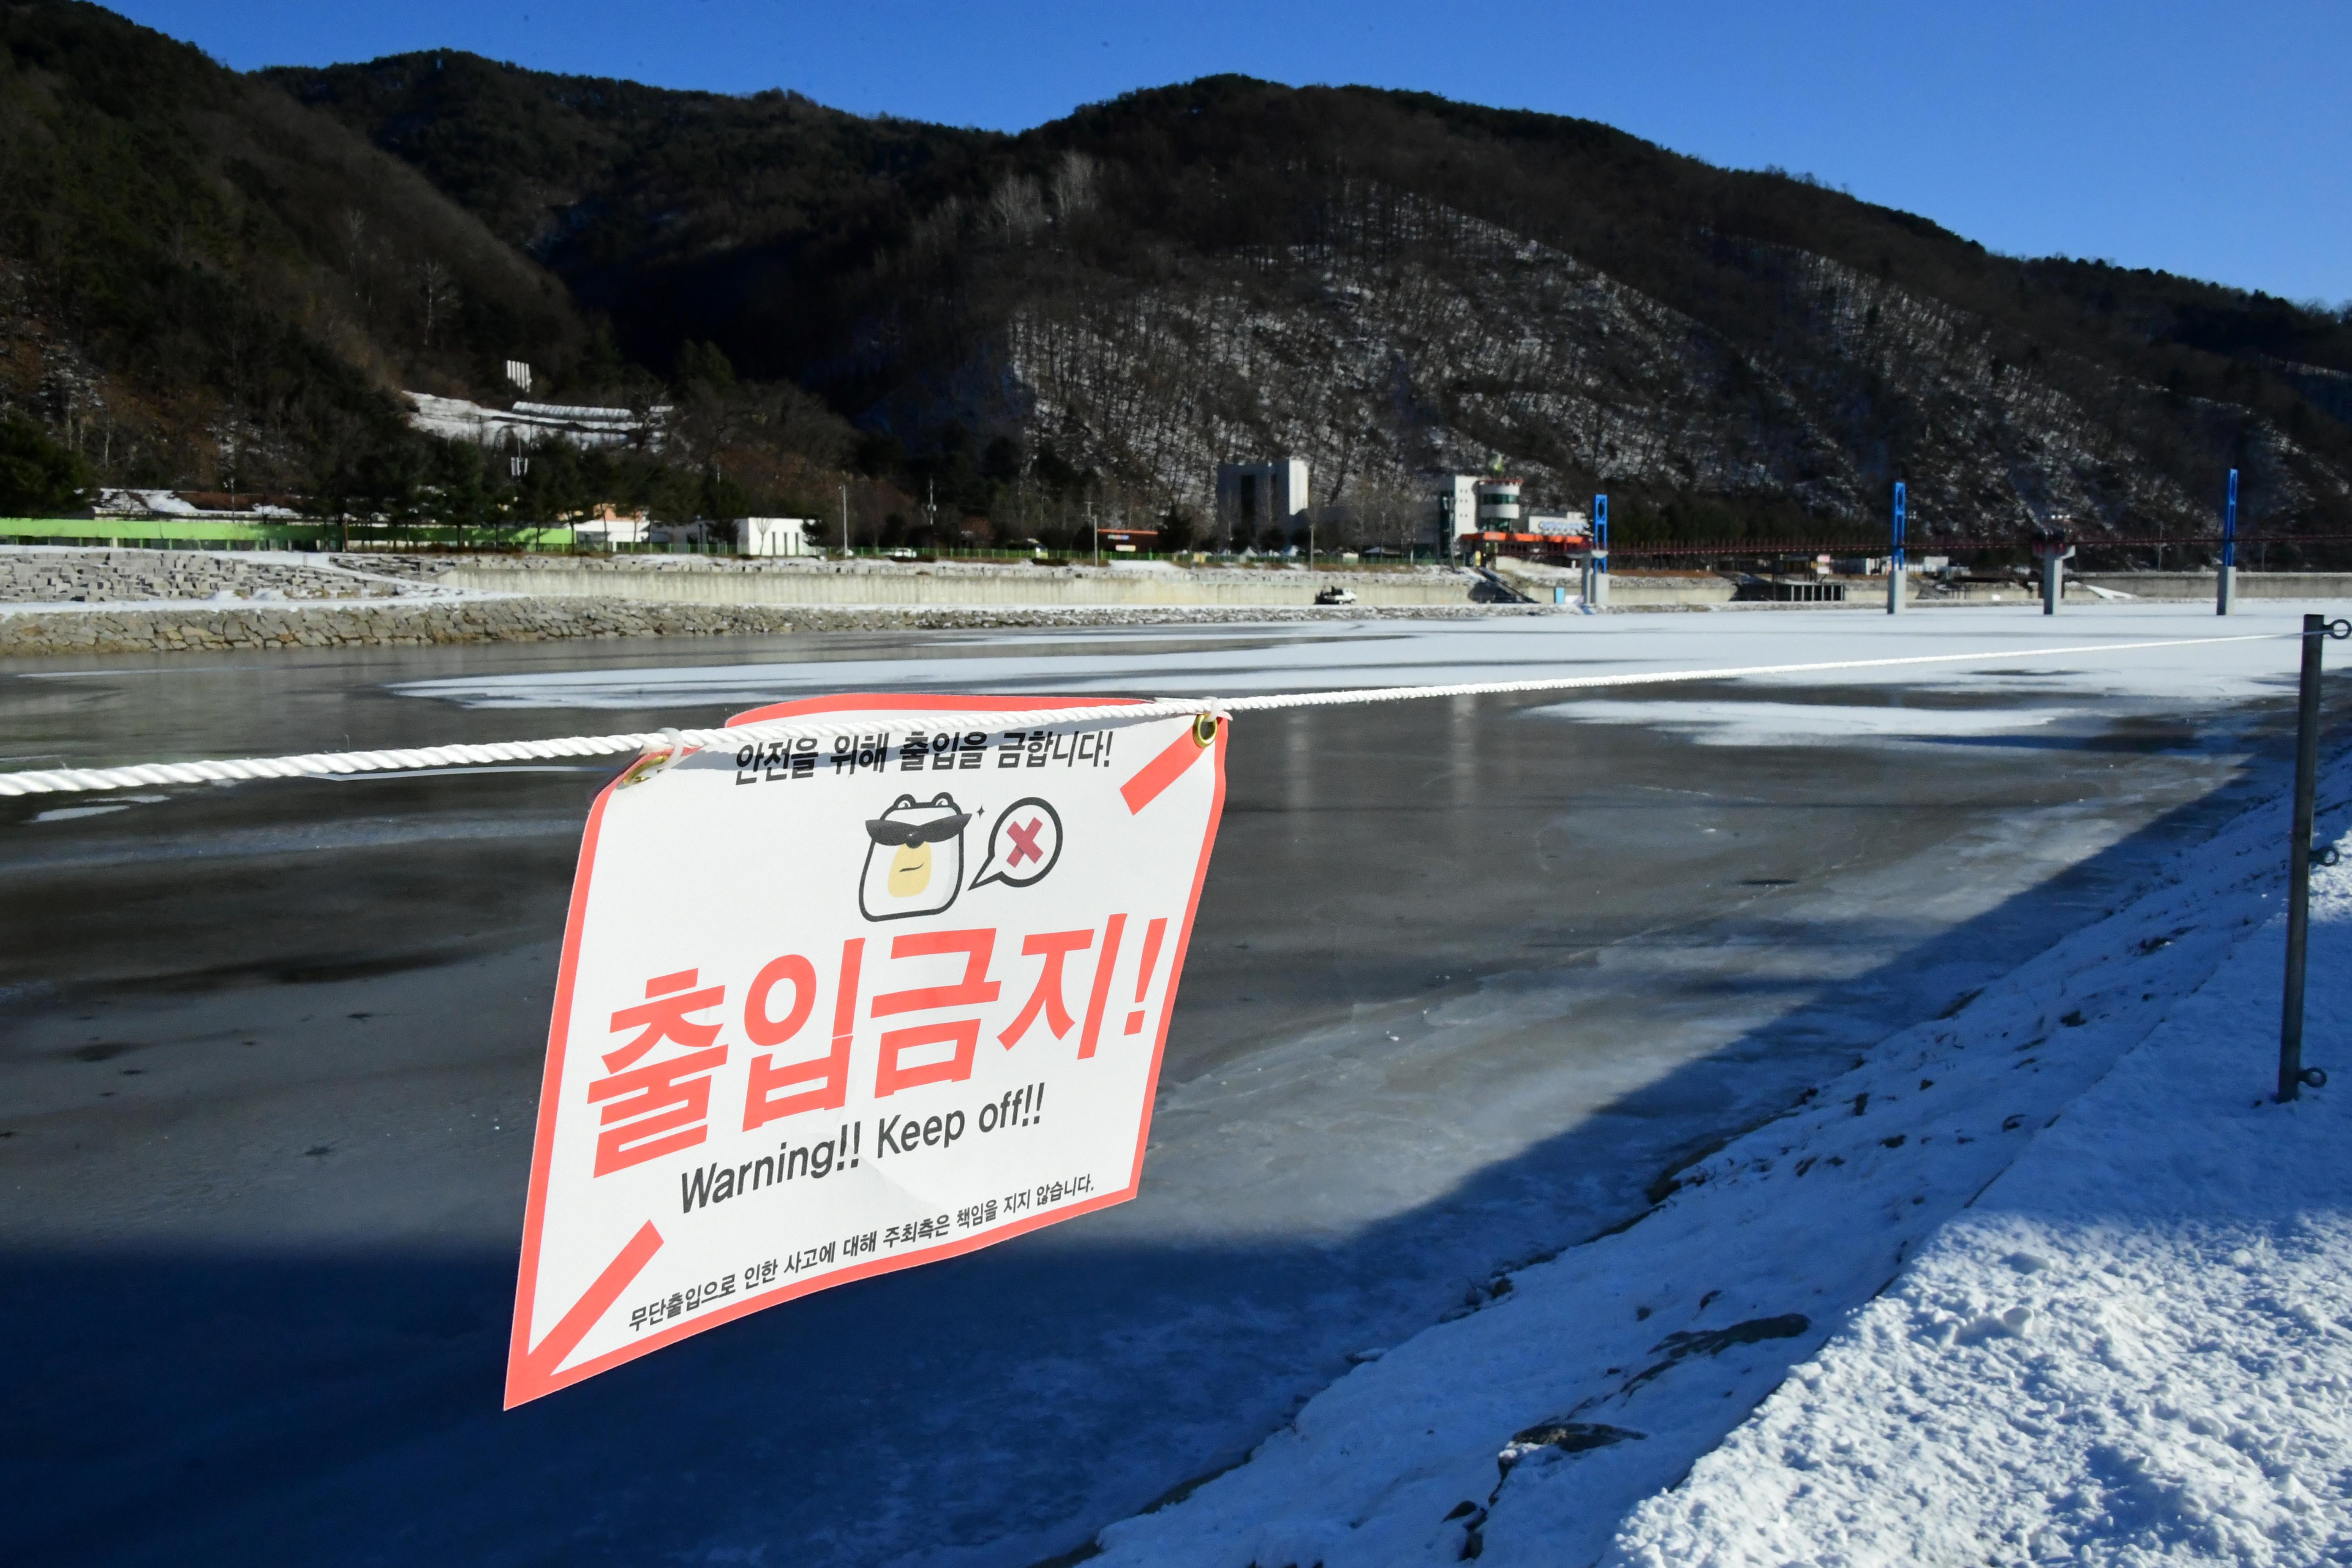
[1347,473,1432,554]
[414,259,456,348]
[1051,152,1098,223]
[341,209,375,321]
[989,177,1047,242]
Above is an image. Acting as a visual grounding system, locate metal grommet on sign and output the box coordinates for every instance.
[617,729,691,790]
[1192,713,1220,748]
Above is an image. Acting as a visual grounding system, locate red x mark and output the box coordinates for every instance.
[1006,817,1046,866]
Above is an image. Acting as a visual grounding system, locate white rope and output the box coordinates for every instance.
[0,632,2289,798]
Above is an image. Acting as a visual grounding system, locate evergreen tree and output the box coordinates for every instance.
[0,419,93,517]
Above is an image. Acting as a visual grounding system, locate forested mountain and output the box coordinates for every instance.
[263,56,2352,554]
[5,0,2348,554]
[0,2,591,502]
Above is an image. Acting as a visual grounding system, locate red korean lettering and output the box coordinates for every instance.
[997,929,1093,1049]
[743,954,817,1047]
[872,1018,978,1097]
[1125,917,1170,1036]
[587,971,730,1175]
[871,928,1000,1097]
[602,968,725,1071]
[1077,914,1128,1059]
[743,943,861,1130]
[587,1050,729,1175]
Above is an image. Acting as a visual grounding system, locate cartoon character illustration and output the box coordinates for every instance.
[860,792,975,921]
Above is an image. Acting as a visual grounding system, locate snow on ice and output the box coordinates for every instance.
[1087,746,2352,1567]
[391,602,2319,711]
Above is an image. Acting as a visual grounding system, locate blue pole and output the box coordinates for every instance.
[1584,493,1610,609]
[2219,468,2239,615]
[1888,481,1908,615]
[2224,470,2238,568]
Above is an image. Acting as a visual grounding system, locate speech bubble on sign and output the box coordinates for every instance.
[970,797,1063,890]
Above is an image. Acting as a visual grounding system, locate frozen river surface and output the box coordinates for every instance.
[0,606,2322,1565]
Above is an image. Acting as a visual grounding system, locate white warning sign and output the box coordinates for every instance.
[505,695,1227,1405]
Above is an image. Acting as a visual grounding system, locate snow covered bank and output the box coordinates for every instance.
[1609,819,2352,1564]
[1086,750,2352,1567]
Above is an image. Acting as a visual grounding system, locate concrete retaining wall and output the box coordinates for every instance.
[1606,575,1741,607]
[1486,560,1741,608]
[439,561,1484,609]
[2072,573,2352,602]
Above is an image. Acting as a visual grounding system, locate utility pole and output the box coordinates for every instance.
[840,484,849,558]
[1888,481,1906,615]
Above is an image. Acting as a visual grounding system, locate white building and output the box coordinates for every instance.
[734,517,816,557]
[1473,476,1524,532]
[1525,510,1590,538]
[1216,459,1309,540]
[571,507,653,547]
[1432,474,1479,547]
[1429,474,1587,554]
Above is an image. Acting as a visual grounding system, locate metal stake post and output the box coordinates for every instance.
[2281,613,2349,1100]
[2218,468,2238,616]
[1888,481,1906,616]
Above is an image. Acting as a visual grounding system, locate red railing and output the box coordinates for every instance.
[1600,535,2352,559]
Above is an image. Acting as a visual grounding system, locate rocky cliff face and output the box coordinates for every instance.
[993,186,2347,545]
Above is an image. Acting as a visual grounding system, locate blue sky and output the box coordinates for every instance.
[115,0,2349,306]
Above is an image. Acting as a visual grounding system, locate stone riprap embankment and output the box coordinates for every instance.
[0,545,412,603]
[0,546,1559,657]
[422,553,1497,610]
[0,593,1552,657]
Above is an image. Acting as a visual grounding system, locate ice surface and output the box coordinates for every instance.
[12,611,2338,1568]
[29,804,128,822]
[1530,697,2076,746]
[388,604,2323,712]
